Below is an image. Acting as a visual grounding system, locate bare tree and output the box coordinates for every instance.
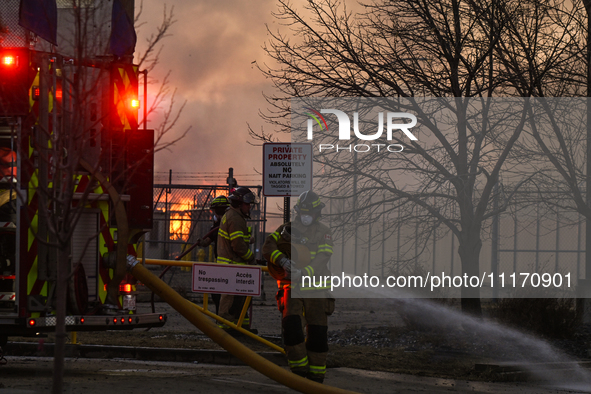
[135,4,189,150]
[497,0,591,298]
[253,0,581,315]
[493,1,590,232]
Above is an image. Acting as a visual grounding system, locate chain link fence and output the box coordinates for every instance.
[0,1,27,48]
[140,179,585,298]
[140,184,266,264]
[322,189,586,297]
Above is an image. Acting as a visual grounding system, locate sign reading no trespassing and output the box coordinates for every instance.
[263,143,312,197]
[192,263,261,296]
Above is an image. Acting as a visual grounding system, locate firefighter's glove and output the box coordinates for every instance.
[278,256,295,278]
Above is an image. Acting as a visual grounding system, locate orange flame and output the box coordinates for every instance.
[168,192,231,242]
[169,197,194,242]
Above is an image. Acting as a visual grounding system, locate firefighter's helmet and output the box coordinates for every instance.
[294,190,325,214]
[210,195,230,209]
[210,195,230,217]
[229,187,258,207]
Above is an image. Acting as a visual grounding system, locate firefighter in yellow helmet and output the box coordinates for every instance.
[262,190,335,383]
[217,187,257,326]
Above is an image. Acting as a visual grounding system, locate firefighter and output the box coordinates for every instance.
[196,195,230,314]
[216,186,257,326]
[262,190,335,383]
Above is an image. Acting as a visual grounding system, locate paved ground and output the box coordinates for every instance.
[2,271,591,393]
[0,356,588,394]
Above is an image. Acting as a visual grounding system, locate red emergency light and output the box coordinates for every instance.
[32,86,40,100]
[31,86,63,101]
[1,55,16,67]
[1,49,34,116]
[105,283,133,293]
[130,99,140,109]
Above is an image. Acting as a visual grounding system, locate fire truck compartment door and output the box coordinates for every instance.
[72,211,99,301]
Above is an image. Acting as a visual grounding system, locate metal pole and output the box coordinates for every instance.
[536,205,540,272]
[415,220,419,262]
[491,183,499,300]
[367,221,372,276]
[143,70,148,130]
[329,197,332,271]
[396,206,400,275]
[432,228,436,273]
[513,215,518,272]
[283,197,290,224]
[353,153,357,276]
[555,210,560,272]
[382,196,386,278]
[578,219,582,279]
[450,233,455,278]
[164,170,171,259]
[341,199,345,274]
[262,196,267,243]
[228,167,234,193]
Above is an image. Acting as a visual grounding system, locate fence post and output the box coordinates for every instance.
[536,204,541,272]
[491,183,499,300]
[164,170,172,259]
[368,220,372,276]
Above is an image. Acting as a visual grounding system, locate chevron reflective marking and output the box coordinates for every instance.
[112,64,139,130]
[0,293,15,301]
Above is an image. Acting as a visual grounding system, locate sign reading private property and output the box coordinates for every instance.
[263,143,312,197]
[192,263,261,296]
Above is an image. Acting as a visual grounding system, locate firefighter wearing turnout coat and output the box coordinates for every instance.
[262,191,335,384]
[217,187,257,325]
[196,195,230,315]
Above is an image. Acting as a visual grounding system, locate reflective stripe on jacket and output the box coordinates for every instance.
[262,220,333,290]
[217,207,254,264]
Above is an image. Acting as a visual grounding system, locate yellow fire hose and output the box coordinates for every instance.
[143,258,279,351]
[127,258,359,394]
[188,299,285,354]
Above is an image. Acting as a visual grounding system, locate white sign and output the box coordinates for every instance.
[263,143,312,197]
[192,263,261,296]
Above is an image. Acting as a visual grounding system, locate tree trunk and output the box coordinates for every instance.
[52,243,69,393]
[458,232,483,317]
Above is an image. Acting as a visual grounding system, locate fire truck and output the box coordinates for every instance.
[0,1,166,346]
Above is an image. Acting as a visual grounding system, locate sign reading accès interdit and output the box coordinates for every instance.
[192,263,261,296]
[263,143,312,197]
